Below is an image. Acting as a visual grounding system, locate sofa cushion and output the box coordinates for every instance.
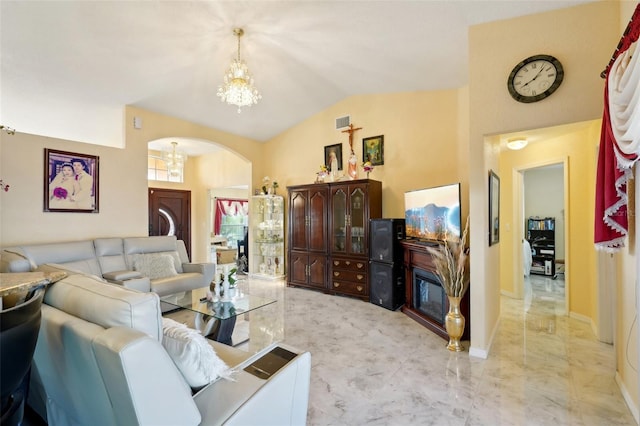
[132,253,179,280]
[44,273,163,341]
[161,318,232,389]
[123,236,184,273]
[94,237,128,274]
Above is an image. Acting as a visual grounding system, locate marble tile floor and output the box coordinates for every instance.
[235,275,636,426]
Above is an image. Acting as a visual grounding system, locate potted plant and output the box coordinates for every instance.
[427,217,470,352]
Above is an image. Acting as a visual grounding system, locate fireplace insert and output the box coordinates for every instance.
[412,268,446,326]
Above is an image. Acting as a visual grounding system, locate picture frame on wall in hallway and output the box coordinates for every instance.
[44,148,99,213]
[488,170,500,246]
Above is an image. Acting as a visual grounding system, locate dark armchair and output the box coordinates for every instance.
[1,287,45,426]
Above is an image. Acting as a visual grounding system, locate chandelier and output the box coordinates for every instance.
[162,141,187,177]
[217,28,261,113]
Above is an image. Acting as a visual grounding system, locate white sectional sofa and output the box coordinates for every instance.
[27,271,311,425]
[1,235,215,296]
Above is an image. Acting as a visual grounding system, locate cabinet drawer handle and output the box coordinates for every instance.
[333,271,340,277]
[334,261,340,266]
[345,261,351,265]
[356,263,364,269]
[357,274,364,280]
[333,282,340,288]
[357,285,363,292]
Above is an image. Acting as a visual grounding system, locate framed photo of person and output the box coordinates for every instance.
[363,135,384,165]
[488,170,500,246]
[44,148,99,213]
[324,143,343,171]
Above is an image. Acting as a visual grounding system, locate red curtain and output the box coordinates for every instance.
[595,4,640,252]
[214,198,248,235]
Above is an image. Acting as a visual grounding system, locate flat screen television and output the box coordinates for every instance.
[404,183,461,242]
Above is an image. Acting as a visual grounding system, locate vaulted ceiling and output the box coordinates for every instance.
[1,0,598,151]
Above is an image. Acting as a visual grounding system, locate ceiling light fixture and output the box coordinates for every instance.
[506,138,528,150]
[217,28,261,113]
[162,141,187,177]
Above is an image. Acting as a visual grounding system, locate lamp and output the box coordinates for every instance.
[217,28,261,113]
[162,141,187,178]
[506,138,528,150]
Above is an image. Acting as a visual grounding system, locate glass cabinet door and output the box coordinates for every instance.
[349,187,365,255]
[332,188,347,253]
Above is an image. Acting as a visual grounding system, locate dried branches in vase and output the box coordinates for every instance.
[426,216,470,298]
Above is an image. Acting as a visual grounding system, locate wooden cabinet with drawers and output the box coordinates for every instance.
[287,179,382,301]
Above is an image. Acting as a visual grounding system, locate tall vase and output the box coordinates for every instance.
[445,296,465,352]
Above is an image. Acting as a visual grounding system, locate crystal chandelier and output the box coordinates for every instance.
[217,28,261,113]
[162,141,187,177]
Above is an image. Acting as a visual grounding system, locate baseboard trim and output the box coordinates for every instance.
[615,371,640,424]
[469,316,500,360]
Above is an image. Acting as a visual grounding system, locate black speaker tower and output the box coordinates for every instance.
[369,218,406,311]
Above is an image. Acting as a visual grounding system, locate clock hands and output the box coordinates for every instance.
[521,63,548,88]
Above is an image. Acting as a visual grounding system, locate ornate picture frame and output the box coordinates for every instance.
[363,135,384,165]
[324,143,342,171]
[488,170,500,246]
[44,148,99,213]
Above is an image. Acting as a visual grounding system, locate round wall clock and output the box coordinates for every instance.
[507,54,564,103]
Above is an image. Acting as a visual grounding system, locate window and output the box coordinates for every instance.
[147,155,183,183]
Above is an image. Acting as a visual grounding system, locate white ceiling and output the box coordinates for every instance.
[1,0,598,155]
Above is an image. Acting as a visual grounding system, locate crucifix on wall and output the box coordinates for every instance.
[341,123,362,155]
[341,123,362,179]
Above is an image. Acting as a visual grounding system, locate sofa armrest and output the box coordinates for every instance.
[105,276,151,293]
[103,271,151,293]
[193,343,311,426]
[103,270,142,281]
[182,262,216,285]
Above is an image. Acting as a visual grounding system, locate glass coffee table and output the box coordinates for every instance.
[160,287,276,346]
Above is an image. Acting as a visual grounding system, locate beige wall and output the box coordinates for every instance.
[0,131,148,245]
[266,90,468,220]
[468,0,619,356]
[126,107,257,263]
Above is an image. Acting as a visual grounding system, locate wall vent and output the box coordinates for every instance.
[335,115,350,130]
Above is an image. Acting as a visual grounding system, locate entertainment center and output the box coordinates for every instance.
[400,240,470,341]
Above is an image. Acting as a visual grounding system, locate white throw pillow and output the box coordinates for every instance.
[161,318,233,388]
[133,253,178,280]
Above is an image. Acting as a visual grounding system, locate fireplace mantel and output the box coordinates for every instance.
[400,240,470,341]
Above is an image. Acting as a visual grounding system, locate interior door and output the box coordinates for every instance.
[148,188,191,259]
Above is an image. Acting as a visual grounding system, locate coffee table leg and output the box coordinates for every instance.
[212,316,237,345]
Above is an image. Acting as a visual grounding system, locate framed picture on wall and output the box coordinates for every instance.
[488,170,500,246]
[44,148,99,213]
[362,135,384,165]
[324,143,343,171]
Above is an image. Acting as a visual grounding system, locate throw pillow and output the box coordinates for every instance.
[161,318,233,389]
[132,253,178,280]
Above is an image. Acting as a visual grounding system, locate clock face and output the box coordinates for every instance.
[507,54,564,103]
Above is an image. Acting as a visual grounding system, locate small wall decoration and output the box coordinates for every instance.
[324,143,342,171]
[488,170,500,246]
[363,135,384,165]
[44,148,99,213]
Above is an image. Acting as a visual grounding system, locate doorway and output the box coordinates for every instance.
[521,163,567,316]
[148,187,191,259]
